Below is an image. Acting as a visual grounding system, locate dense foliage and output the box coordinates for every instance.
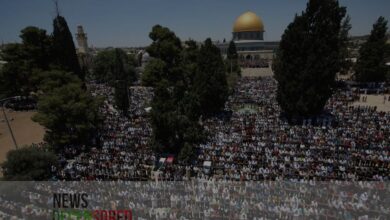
[52,15,83,80]
[112,49,132,116]
[144,26,201,157]
[2,145,57,180]
[225,40,241,91]
[92,49,137,84]
[355,17,389,82]
[273,0,348,118]
[226,40,240,74]
[143,26,228,161]
[32,83,102,151]
[194,38,229,116]
[0,27,52,98]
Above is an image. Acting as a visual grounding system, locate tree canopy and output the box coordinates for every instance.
[52,15,83,80]
[92,49,136,84]
[20,26,52,70]
[33,83,102,151]
[144,25,208,159]
[30,69,82,93]
[273,0,347,118]
[194,38,229,117]
[355,17,389,82]
[1,145,57,181]
[0,27,52,97]
[227,40,238,60]
[113,48,131,116]
[225,40,241,90]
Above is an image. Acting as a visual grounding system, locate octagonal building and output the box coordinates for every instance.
[218,11,279,68]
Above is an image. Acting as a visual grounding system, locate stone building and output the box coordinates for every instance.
[76,25,92,70]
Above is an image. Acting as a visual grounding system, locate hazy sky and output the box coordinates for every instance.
[1,0,389,47]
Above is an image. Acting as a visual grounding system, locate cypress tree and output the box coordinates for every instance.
[273,0,347,118]
[355,17,389,82]
[52,15,83,80]
[226,40,240,74]
[113,48,130,116]
[194,38,229,116]
[145,26,204,158]
[227,40,238,60]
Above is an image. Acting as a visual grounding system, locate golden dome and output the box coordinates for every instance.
[233,11,264,33]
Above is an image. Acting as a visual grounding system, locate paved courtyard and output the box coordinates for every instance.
[351,94,390,112]
[241,67,273,77]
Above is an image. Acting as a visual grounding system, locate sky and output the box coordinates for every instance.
[1,0,389,47]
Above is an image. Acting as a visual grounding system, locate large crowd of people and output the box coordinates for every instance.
[0,181,389,219]
[1,76,390,219]
[195,77,390,181]
[54,77,390,181]
[55,84,155,181]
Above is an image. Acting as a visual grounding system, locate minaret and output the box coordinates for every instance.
[75,25,91,70]
[76,25,89,54]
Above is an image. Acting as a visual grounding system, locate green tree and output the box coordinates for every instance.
[194,38,229,117]
[0,27,52,97]
[114,80,130,116]
[387,70,390,82]
[0,43,29,97]
[181,40,200,87]
[273,0,347,118]
[355,17,389,82]
[52,15,83,80]
[147,25,182,68]
[227,40,238,60]
[225,40,241,91]
[113,48,131,116]
[33,83,102,151]
[150,81,203,154]
[20,26,52,70]
[92,49,137,84]
[2,145,57,180]
[178,143,195,164]
[92,49,116,83]
[30,69,81,93]
[226,40,241,74]
[145,26,204,157]
[339,16,352,75]
[141,59,167,87]
[143,25,183,85]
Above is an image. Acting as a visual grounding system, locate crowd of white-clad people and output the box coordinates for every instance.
[0,181,389,219]
[54,77,389,181]
[1,77,390,219]
[196,77,390,181]
[55,84,156,180]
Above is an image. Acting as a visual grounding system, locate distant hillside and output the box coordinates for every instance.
[350,33,390,42]
[350,35,369,41]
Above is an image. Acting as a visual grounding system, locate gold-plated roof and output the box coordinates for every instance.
[233,11,264,32]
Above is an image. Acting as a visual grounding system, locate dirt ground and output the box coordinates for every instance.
[0,109,45,164]
[351,94,390,112]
